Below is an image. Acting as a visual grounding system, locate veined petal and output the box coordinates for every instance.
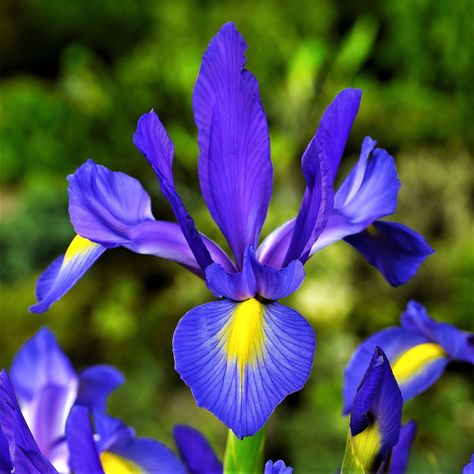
[282,134,333,265]
[65,406,104,474]
[249,250,305,300]
[0,371,58,474]
[134,110,213,271]
[173,299,315,438]
[344,221,434,286]
[173,425,222,474]
[9,328,78,465]
[30,235,106,313]
[345,348,402,473]
[264,459,293,474]
[69,159,235,275]
[205,248,257,301]
[342,327,445,414]
[343,301,473,414]
[193,22,272,268]
[76,365,124,411]
[267,90,360,266]
[390,421,416,474]
[68,160,154,246]
[310,89,362,183]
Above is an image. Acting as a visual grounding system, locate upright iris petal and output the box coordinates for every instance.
[264,460,293,474]
[341,347,402,473]
[193,22,272,268]
[343,301,474,414]
[30,21,433,439]
[258,134,433,286]
[134,110,214,272]
[7,327,123,471]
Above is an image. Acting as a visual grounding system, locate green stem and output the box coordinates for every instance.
[223,428,265,474]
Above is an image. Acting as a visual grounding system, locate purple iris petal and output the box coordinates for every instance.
[193,22,272,268]
[206,247,305,301]
[30,239,106,313]
[249,250,305,300]
[343,301,473,414]
[350,347,402,471]
[134,110,214,272]
[173,299,315,438]
[68,159,154,246]
[311,89,362,183]
[463,454,474,474]
[9,328,78,465]
[111,437,187,474]
[92,410,187,474]
[0,370,58,474]
[401,301,474,363]
[76,365,124,412]
[173,425,223,474]
[390,421,416,474]
[0,430,11,473]
[65,406,104,474]
[344,221,434,286]
[92,410,134,453]
[264,459,293,474]
[205,252,257,301]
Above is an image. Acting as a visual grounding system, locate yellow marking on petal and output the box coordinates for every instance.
[64,235,98,262]
[224,298,265,381]
[100,451,143,474]
[351,423,381,470]
[392,343,445,382]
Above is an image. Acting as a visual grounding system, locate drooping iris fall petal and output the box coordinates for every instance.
[173,298,315,438]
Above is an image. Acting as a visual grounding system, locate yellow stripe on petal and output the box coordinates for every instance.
[100,451,143,474]
[392,343,445,382]
[223,298,265,380]
[64,234,100,262]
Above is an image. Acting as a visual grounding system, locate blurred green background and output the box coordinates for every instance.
[1,0,473,471]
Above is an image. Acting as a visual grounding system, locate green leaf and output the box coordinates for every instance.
[223,428,265,474]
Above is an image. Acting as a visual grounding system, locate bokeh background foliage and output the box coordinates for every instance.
[1,0,473,471]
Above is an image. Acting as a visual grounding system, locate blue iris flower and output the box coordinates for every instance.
[0,328,123,472]
[30,23,432,438]
[343,301,474,415]
[343,347,404,473]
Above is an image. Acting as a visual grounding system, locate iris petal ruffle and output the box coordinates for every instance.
[173,425,223,474]
[344,221,434,286]
[69,159,234,274]
[343,301,473,414]
[264,460,293,474]
[206,247,305,301]
[193,22,272,268]
[173,298,315,438]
